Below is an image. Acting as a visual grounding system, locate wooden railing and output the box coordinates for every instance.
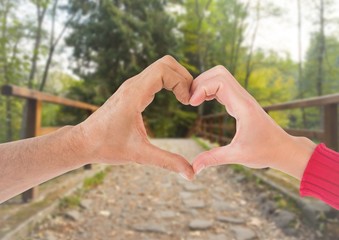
[1,84,99,202]
[194,93,339,151]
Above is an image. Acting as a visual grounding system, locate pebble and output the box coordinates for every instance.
[80,199,92,210]
[184,199,206,208]
[64,210,81,221]
[189,219,213,230]
[154,210,177,219]
[180,191,192,199]
[212,201,236,211]
[99,210,111,217]
[231,226,256,240]
[184,184,204,192]
[208,234,228,240]
[132,223,168,234]
[217,216,245,224]
[273,209,296,228]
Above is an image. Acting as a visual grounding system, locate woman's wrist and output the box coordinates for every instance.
[272,135,316,180]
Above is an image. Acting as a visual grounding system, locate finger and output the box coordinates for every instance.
[192,145,237,175]
[136,142,195,180]
[159,55,193,82]
[189,75,243,117]
[190,65,243,95]
[137,63,192,111]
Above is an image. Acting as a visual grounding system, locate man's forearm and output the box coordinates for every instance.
[0,126,88,203]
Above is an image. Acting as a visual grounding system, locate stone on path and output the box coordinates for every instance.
[132,223,168,234]
[64,210,81,221]
[217,216,245,224]
[231,226,256,240]
[273,209,296,228]
[180,191,192,199]
[184,184,204,192]
[99,210,111,217]
[212,200,237,211]
[189,219,213,230]
[44,231,58,240]
[80,199,92,210]
[208,234,228,240]
[184,199,206,208]
[154,210,177,219]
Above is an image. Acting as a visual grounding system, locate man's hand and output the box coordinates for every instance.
[189,66,316,180]
[77,56,194,180]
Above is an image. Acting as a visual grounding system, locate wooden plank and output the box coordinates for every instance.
[263,93,339,111]
[1,85,99,112]
[284,128,324,140]
[324,104,338,150]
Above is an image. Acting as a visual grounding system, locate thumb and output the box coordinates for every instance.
[192,145,237,174]
[136,142,194,180]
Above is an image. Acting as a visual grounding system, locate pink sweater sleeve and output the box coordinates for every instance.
[300,143,339,209]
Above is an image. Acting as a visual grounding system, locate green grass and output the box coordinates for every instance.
[83,171,107,190]
[59,194,81,209]
[58,168,111,209]
[192,135,213,150]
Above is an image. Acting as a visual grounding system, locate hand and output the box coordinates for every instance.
[189,66,316,180]
[77,56,194,180]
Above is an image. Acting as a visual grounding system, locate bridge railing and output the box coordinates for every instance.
[1,84,99,202]
[194,93,339,151]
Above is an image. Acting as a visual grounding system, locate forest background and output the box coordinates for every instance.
[1,0,339,143]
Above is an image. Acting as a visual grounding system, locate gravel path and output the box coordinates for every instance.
[27,139,316,240]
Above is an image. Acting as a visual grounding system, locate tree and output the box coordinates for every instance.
[27,0,49,89]
[0,0,29,142]
[316,0,325,96]
[39,0,76,91]
[66,0,197,137]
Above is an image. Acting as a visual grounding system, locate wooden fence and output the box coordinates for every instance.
[1,85,99,202]
[194,93,339,151]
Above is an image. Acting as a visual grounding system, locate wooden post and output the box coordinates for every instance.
[324,104,338,151]
[22,99,42,202]
[202,119,206,139]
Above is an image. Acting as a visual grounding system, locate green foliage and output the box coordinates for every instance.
[66,0,180,101]
[59,194,81,209]
[303,34,339,97]
[83,171,106,190]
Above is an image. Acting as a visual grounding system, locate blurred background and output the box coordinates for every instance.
[1,1,339,239]
[0,0,338,142]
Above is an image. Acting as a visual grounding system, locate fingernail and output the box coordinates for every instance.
[179,173,190,181]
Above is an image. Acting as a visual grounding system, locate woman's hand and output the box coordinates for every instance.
[190,66,316,180]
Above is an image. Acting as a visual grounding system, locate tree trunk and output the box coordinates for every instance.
[297,0,307,127]
[39,46,54,91]
[316,0,325,96]
[244,0,261,90]
[27,5,46,89]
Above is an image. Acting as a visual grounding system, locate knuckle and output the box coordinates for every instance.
[215,65,228,75]
[161,55,175,63]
